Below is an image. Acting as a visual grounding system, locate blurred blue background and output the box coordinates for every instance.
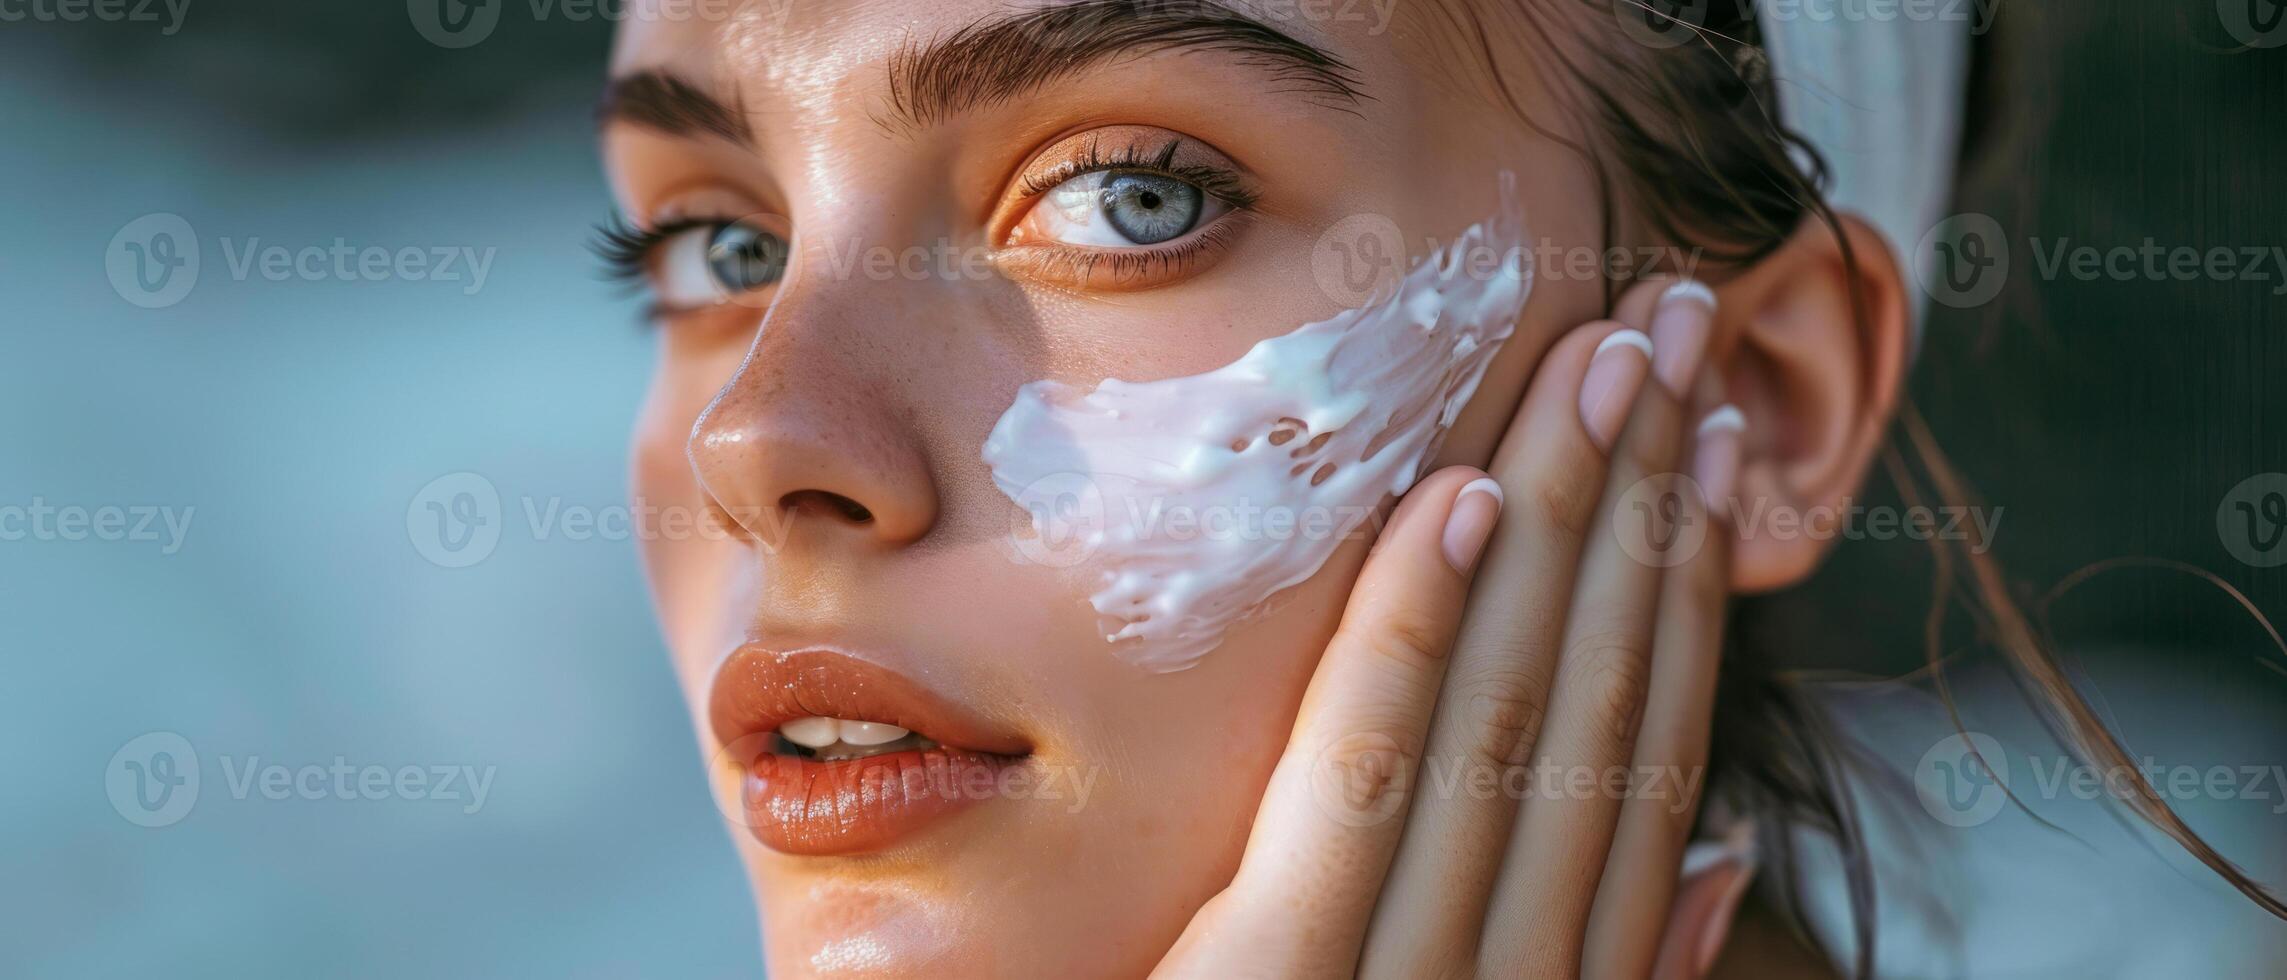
[1,9,758,978]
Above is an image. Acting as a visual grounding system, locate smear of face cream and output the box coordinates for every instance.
[983,175,1533,671]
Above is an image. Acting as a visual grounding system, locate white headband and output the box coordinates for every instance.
[1756,2,1971,339]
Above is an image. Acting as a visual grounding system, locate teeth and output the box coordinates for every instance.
[839,721,910,746]
[778,716,841,749]
[775,716,917,751]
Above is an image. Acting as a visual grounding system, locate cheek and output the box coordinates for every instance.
[1050,573,1340,912]
[630,348,742,689]
[1425,304,1565,473]
[982,175,1534,671]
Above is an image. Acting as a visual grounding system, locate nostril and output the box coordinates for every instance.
[780,489,874,525]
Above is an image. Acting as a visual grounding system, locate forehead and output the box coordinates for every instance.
[608,0,1404,110]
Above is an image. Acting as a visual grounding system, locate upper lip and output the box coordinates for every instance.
[707,645,1032,758]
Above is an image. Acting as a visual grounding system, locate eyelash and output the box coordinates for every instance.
[591,213,705,286]
[592,137,1260,312]
[1018,136,1259,210]
[593,214,737,324]
[1003,137,1257,289]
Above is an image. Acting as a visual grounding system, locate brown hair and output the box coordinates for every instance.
[1439,0,2287,973]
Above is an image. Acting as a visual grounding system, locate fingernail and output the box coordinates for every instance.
[1692,405,1745,518]
[1651,280,1717,395]
[1580,329,1653,453]
[1441,477,1504,573]
[1681,821,1760,977]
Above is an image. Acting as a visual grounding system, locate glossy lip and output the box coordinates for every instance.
[708,646,1032,855]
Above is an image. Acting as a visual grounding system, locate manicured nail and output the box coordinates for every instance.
[1682,821,1760,977]
[1441,477,1504,573]
[1693,405,1745,518]
[1580,329,1654,453]
[1651,280,1717,395]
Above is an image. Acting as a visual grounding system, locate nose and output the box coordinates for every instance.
[687,305,940,549]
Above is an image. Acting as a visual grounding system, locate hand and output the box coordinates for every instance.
[1154,279,1754,980]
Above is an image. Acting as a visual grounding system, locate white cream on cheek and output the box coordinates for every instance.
[982,176,1534,671]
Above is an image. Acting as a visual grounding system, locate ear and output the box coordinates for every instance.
[1707,213,1911,593]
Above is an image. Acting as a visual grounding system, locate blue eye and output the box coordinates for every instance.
[1025,169,1230,250]
[594,213,789,314]
[1099,172,1203,245]
[705,220,789,292]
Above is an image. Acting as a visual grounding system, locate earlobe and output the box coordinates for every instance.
[1705,213,1911,593]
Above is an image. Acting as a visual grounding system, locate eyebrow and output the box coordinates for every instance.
[882,0,1366,132]
[597,0,1364,145]
[597,70,752,144]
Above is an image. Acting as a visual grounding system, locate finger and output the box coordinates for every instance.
[1585,379,1744,979]
[1359,320,1650,976]
[1652,823,1759,980]
[1480,282,1706,977]
[1646,280,1718,395]
[1154,466,1502,978]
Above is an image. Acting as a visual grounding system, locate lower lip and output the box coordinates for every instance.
[736,745,1018,855]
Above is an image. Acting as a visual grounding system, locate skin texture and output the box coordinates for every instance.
[603,1,1908,975]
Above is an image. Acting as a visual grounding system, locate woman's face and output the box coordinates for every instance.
[606,1,1609,974]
